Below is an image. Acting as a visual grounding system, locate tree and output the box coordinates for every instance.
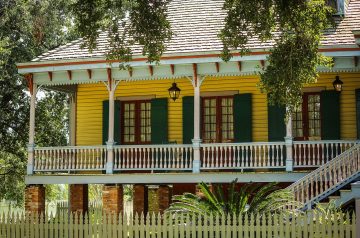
[72,0,172,65]
[219,0,334,115]
[74,0,334,115]
[0,0,77,205]
[166,180,298,217]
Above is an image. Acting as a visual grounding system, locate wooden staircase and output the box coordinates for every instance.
[287,144,360,210]
[321,181,360,208]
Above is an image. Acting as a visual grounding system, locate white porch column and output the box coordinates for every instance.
[69,93,76,146]
[105,69,117,174]
[27,80,37,175]
[285,111,293,172]
[192,71,202,173]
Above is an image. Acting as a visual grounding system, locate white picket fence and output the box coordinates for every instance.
[0,211,356,238]
[200,142,286,169]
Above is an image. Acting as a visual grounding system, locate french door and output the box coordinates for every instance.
[202,96,234,143]
[292,92,321,141]
[122,100,151,144]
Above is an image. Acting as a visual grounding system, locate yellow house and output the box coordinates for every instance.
[18,0,360,214]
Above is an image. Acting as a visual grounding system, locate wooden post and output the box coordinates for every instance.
[69,93,76,146]
[192,68,202,173]
[27,76,37,175]
[106,69,115,174]
[285,112,293,172]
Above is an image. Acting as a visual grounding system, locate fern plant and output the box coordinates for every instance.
[166,179,299,218]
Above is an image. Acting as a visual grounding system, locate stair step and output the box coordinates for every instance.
[340,190,352,195]
[328,196,341,201]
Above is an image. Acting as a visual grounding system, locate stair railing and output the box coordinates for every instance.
[287,143,360,209]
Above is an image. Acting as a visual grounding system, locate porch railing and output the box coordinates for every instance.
[200,142,286,169]
[31,140,359,173]
[33,146,107,172]
[293,140,358,168]
[113,144,193,171]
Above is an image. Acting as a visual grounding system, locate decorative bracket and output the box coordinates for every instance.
[103,68,121,91]
[215,62,220,73]
[67,70,72,80]
[170,64,175,75]
[237,61,242,71]
[354,56,358,67]
[148,65,154,76]
[87,69,92,80]
[48,72,53,81]
[260,60,265,69]
[25,74,34,95]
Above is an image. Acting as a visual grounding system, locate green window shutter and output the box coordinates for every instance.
[151,98,168,144]
[102,100,122,145]
[114,100,121,145]
[102,100,109,145]
[182,96,194,144]
[321,90,340,140]
[267,104,286,141]
[234,93,252,142]
[356,89,360,139]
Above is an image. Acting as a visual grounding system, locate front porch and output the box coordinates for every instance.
[30,140,358,174]
[19,50,360,179]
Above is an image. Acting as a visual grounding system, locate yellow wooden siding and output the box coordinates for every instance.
[76,73,360,145]
[303,73,360,140]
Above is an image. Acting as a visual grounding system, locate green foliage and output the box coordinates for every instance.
[35,91,69,147]
[0,151,26,204]
[89,184,103,202]
[0,0,76,205]
[45,184,68,202]
[72,0,172,65]
[220,0,334,115]
[167,179,298,217]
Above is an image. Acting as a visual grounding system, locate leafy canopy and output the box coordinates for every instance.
[74,0,335,115]
[0,0,76,205]
[72,0,172,64]
[219,0,334,115]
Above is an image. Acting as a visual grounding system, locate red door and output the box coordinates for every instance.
[292,92,321,141]
[292,92,322,166]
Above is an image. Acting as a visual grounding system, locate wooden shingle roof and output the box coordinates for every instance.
[33,0,360,62]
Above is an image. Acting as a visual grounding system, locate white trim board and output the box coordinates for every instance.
[25,172,307,185]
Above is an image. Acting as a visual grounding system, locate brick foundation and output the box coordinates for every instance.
[69,184,88,213]
[133,184,148,215]
[157,185,171,214]
[102,184,123,214]
[172,184,196,196]
[25,185,45,213]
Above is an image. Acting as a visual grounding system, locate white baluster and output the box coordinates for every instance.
[124,148,128,169]
[219,146,223,168]
[160,147,164,169]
